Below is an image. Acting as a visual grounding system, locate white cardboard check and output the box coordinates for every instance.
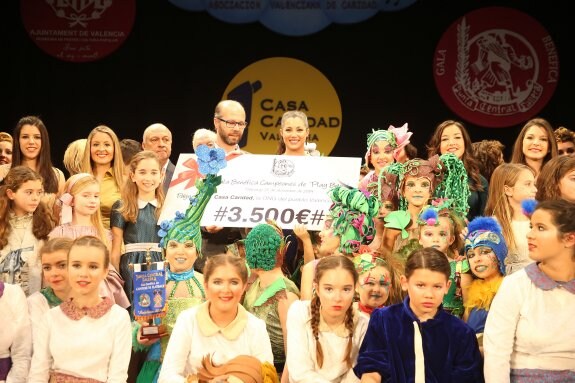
[159,153,361,230]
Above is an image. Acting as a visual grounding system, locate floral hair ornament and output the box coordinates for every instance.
[416,198,454,226]
[245,220,286,271]
[157,145,226,256]
[387,123,413,160]
[521,198,538,218]
[327,185,380,254]
[464,216,508,276]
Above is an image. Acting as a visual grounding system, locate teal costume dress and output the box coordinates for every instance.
[242,276,300,373]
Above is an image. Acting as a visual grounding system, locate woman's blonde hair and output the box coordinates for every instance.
[63,139,87,177]
[0,132,12,144]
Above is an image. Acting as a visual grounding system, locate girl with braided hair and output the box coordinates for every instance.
[286,255,369,382]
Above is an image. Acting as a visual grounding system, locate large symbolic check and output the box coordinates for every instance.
[160,154,361,230]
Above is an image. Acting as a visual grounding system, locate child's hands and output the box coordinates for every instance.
[293,224,310,241]
[136,321,160,346]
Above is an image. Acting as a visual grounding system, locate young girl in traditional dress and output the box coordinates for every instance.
[354,248,483,382]
[286,255,369,382]
[243,221,300,376]
[28,236,132,382]
[463,216,507,355]
[484,199,575,382]
[416,200,472,318]
[49,173,129,308]
[27,237,73,331]
[0,280,31,383]
[111,150,164,304]
[0,166,54,296]
[158,254,274,382]
[484,163,536,274]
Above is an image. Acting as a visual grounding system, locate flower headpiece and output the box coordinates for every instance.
[157,145,227,256]
[327,185,380,254]
[388,123,413,159]
[245,220,286,271]
[464,216,508,276]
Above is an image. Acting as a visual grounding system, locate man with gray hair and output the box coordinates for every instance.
[142,123,174,194]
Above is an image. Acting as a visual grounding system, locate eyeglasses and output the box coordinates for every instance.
[558,148,575,155]
[216,117,248,129]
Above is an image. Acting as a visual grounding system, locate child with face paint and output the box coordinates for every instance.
[352,249,404,315]
[462,217,507,354]
[359,124,412,191]
[382,154,470,260]
[417,200,472,319]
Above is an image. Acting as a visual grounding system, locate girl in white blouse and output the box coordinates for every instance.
[158,253,274,383]
[0,281,31,383]
[484,199,575,382]
[286,255,369,383]
[28,236,131,382]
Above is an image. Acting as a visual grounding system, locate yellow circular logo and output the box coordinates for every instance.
[222,57,342,155]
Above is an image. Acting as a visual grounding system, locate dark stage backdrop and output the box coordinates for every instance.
[2,0,572,171]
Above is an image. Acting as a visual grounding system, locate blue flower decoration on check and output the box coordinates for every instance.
[196,145,226,175]
[157,146,226,254]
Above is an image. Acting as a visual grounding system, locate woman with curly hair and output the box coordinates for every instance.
[427,119,487,221]
[554,126,575,157]
[471,139,505,182]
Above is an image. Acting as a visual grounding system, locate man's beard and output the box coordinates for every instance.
[219,130,242,146]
